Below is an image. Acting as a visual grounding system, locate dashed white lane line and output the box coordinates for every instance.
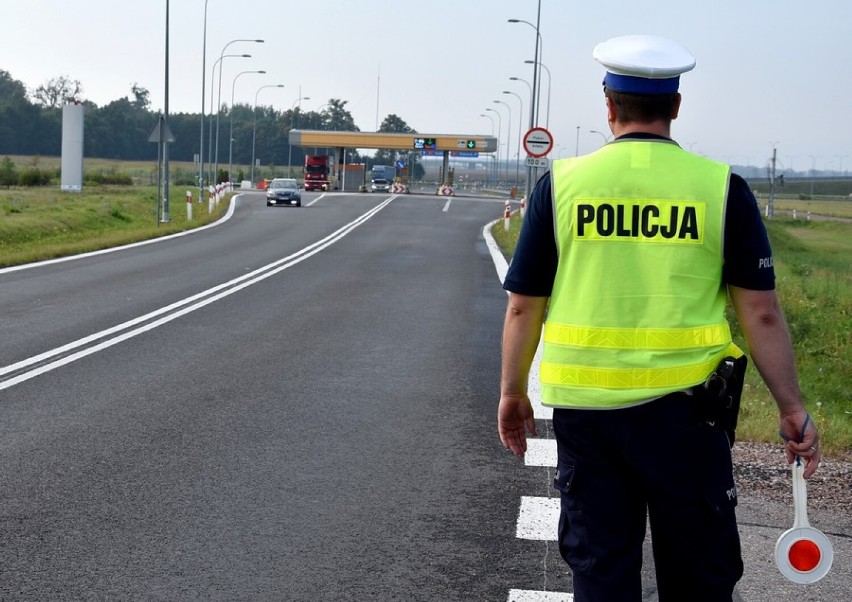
[508,589,574,602]
[516,496,560,541]
[525,439,558,468]
[484,218,571,601]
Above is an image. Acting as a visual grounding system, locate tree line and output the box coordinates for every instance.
[0,70,420,180]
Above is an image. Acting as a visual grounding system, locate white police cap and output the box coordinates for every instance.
[593,35,695,94]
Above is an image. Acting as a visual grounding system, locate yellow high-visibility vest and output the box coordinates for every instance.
[542,139,743,408]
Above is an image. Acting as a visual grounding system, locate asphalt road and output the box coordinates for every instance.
[1,190,847,601]
[0,191,564,600]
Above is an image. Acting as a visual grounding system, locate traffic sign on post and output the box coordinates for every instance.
[523,127,554,158]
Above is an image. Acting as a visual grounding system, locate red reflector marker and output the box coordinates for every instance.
[788,539,821,572]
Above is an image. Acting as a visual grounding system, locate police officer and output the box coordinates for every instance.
[498,35,821,601]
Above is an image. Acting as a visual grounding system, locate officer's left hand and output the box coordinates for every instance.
[779,410,821,478]
[498,393,537,458]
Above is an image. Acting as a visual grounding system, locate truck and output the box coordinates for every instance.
[304,155,331,191]
[371,164,396,182]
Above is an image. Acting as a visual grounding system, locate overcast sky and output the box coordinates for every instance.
[3,0,850,172]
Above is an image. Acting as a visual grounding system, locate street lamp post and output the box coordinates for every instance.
[214,38,263,182]
[480,113,496,186]
[287,94,310,177]
[228,70,266,185]
[479,113,495,136]
[510,76,534,195]
[485,107,502,187]
[251,84,285,185]
[162,0,171,223]
[510,76,533,110]
[208,53,250,183]
[508,17,542,129]
[524,59,551,130]
[509,5,542,201]
[503,90,524,189]
[307,103,331,154]
[590,130,612,146]
[198,0,209,199]
[493,100,513,193]
[314,102,331,127]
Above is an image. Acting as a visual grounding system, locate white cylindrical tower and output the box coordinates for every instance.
[61,103,84,192]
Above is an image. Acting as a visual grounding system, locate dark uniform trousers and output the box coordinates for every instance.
[552,392,744,601]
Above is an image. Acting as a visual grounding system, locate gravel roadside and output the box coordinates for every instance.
[733,441,852,518]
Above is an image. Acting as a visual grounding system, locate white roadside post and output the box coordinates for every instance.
[504,199,511,231]
[186,190,193,221]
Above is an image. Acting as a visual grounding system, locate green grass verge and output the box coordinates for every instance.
[493,207,852,459]
[0,185,231,267]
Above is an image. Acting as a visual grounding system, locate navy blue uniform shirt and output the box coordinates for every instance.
[503,134,776,296]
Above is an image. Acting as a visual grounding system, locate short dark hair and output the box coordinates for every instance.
[604,87,679,124]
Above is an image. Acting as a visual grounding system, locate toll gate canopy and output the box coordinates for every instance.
[288,130,497,154]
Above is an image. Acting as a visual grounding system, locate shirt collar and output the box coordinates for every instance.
[615,132,676,144]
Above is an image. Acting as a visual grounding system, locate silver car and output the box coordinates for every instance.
[266,178,302,207]
[370,178,390,193]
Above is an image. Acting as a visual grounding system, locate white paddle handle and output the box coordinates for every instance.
[791,460,810,529]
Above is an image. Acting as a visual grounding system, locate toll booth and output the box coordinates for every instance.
[339,164,365,192]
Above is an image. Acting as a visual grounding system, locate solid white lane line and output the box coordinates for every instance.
[0,197,396,391]
[482,219,509,284]
[516,496,560,541]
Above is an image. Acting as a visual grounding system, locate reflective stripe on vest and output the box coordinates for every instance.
[541,342,743,391]
[544,321,733,350]
[543,140,740,408]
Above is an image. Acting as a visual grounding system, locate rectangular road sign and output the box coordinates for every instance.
[525,156,549,168]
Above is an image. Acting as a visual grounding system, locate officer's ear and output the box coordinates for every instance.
[606,96,617,125]
[671,93,682,120]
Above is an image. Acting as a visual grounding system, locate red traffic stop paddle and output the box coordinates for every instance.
[775,460,833,583]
